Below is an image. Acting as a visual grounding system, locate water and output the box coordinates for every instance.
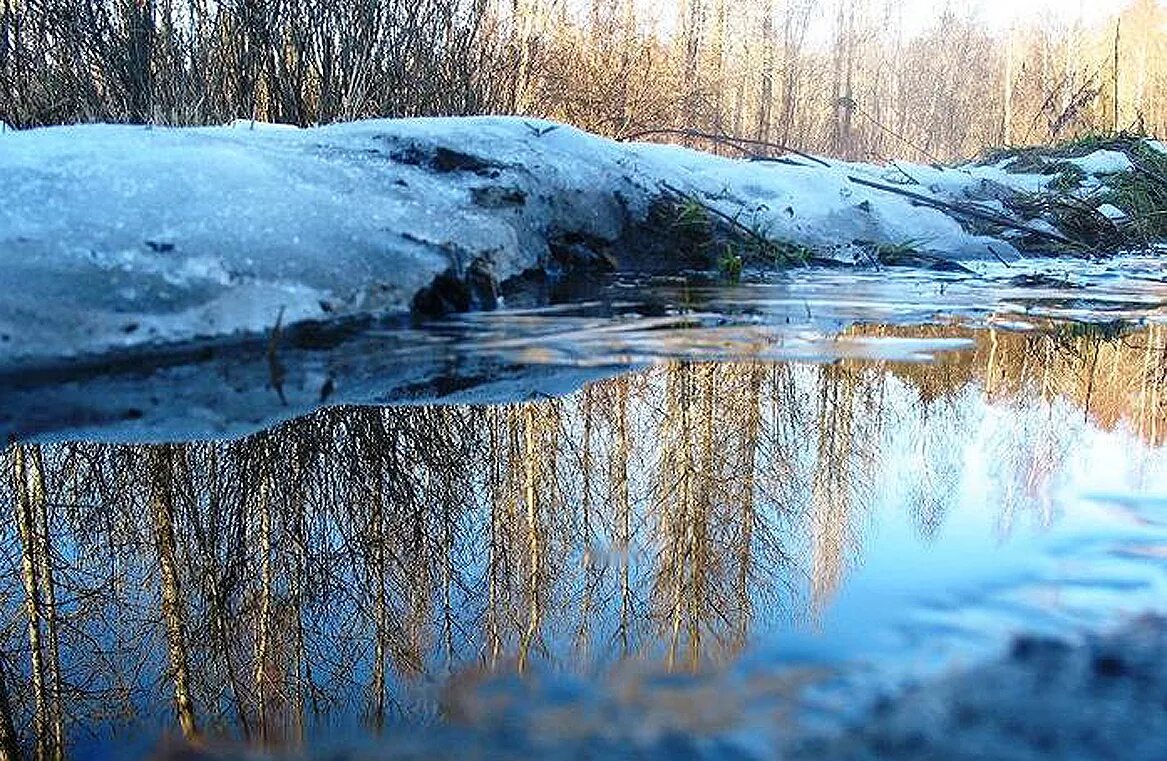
[2,257,1167,759]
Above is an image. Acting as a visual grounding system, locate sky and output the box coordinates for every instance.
[623,0,1155,40]
[899,0,1134,34]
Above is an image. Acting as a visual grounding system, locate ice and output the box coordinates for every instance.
[1068,149,1133,174]
[626,143,1021,261]
[225,118,301,131]
[0,117,1145,367]
[1097,203,1128,221]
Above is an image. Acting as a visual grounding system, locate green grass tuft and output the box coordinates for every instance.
[718,245,744,282]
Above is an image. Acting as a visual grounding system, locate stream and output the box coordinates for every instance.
[2,255,1167,759]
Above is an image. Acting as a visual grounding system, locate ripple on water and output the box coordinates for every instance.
[4,260,1167,759]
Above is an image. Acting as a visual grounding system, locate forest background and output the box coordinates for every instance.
[1,0,1164,162]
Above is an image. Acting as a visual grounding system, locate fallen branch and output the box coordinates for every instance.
[846,175,1089,250]
[749,155,809,167]
[1128,152,1167,188]
[986,245,1014,267]
[659,182,771,248]
[622,127,831,168]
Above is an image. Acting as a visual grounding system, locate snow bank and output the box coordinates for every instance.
[1068,149,1134,174]
[0,117,1143,366]
[225,118,301,131]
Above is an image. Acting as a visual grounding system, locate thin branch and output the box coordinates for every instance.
[846,174,1089,250]
[623,127,832,168]
[658,181,776,254]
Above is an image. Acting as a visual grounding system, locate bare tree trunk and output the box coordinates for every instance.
[125,0,156,122]
[485,408,504,668]
[779,1,812,147]
[517,404,542,673]
[1113,19,1121,133]
[150,445,199,741]
[252,451,274,743]
[690,364,716,669]
[841,4,855,157]
[12,445,53,761]
[709,0,727,134]
[203,449,253,740]
[1002,29,1014,145]
[830,0,855,157]
[830,1,844,154]
[576,388,595,655]
[291,480,311,742]
[756,0,774,141]
[612,377,632,656]
[27,448,63,761]
[0,652,20,761]
[369,472,387,732]
[677,0,703,128]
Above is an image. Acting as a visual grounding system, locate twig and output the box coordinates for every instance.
[986,245,1013,267]
[693,132,833,167]
[846,175,1088,249]
[622,127,832,168]
[622,128,756,158]
[523,122,558,137]
[659,182,771,249]
[659,181,809,267]
[848,100,947,167]
[890,161,922,185]
[267,306,287,405]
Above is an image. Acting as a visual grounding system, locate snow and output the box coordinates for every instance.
[620,143,1018,261]
[1025,218,1063,236]
[225,118,300,131]
[0,116,1144,368]
[922,161,1053,196]
[1146,140,1167,156]
[1097,203,1129,221]
[1068,149,1133,174]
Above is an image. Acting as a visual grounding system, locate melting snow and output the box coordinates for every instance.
[1097,203,1129,221]
[1068,149,1134,174]
[0,117,1146,366]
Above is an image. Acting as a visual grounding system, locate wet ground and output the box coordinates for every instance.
[2,254,1167,759]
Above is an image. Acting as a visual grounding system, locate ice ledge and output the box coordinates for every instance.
[0,117,1138,366]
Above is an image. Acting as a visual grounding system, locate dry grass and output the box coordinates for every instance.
[0,0,510,128]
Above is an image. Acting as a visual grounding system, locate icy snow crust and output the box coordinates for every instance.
[1066,148,1134,174]
[0,116,1127,366]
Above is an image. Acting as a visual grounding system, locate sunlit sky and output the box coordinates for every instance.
[898,0,1134,34]
[617,0,1158,40]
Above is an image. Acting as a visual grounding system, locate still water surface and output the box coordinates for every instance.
[3,263,1167,759]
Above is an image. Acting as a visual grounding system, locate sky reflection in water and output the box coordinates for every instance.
[2,322,1167,759]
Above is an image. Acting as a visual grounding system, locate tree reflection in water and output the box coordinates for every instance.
[1,322,1165,758]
